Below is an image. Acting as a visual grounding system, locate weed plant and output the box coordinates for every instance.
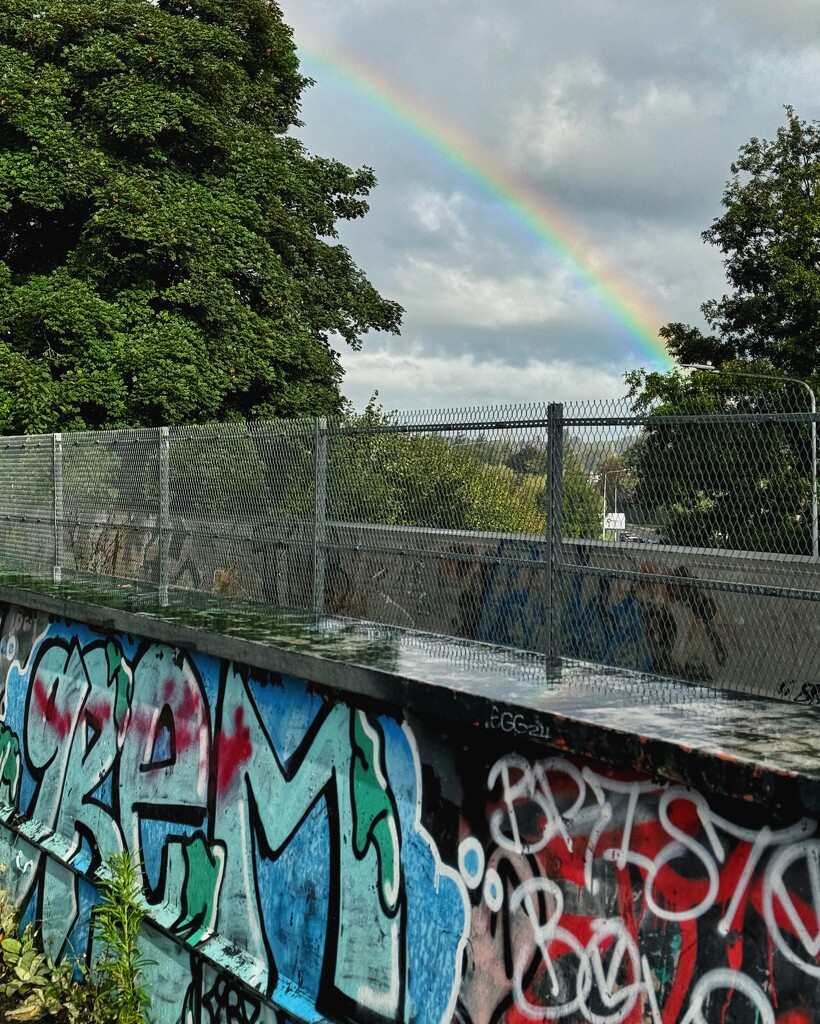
[0,851,151,1023]
[86,851,151,1024]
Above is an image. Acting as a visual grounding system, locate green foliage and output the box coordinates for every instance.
[629,108,820,553]
[327,401,540,532]
[0,0,402,432]
[0,875,80,1022]
[328,400,601,536]
[625,364,812,552]
[165,427,272,518]
[87,851,150,1024]
[562,449,604,539]
[658,107,820,378]
[0,851,152,1022]
[0,927,77,1022]
[330,429,545,533]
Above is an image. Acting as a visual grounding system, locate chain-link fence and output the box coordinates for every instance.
[559,392,820,700]
[0,396,818,702]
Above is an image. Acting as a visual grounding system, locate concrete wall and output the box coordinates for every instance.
[0,592,816,1023]
[323,527,820,700]
[56,517,820,702]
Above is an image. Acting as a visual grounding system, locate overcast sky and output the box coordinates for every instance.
[278,0,820,412]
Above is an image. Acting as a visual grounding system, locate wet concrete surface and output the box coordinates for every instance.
[0,571,817,817]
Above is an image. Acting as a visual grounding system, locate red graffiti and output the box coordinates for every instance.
[84,699,111,724]
[173,684,205,755]
[479,754,820,1024]
[154,678,206,756]
[217,706,252,796]
[32,676,73,740]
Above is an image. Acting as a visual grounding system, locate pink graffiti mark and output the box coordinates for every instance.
[216,706,252,796]
[160,678,205,755]
[84,699,111,724]
[174,685,204,755]
[32,676,73,740]
[129,705,153,736]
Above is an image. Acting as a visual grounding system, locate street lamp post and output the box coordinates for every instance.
[684,363,818,558]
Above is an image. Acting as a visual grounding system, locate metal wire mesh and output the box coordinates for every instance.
[61,428,162,585]
[560,393,820,698]
[167,420,317,607]
[323,404,550,644]
[0,396,815,703]
[0,435,55,576]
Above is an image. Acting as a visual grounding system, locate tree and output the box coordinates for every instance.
[326,400,603,537]
[561,448,604,539]
[0,0,401,433]
[625,364,812,553]
[327,403,545,533]
[660,107,820,377]
[626,109,820,553]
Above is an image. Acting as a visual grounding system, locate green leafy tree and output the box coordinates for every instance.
[628,108,820,553]
[625,364,812,553]
[503,441,548,476]
[561,448,603,539]
[328,400,601,536]
[328,410,545,534]
[0,0,401,433]
[659,107,820,377]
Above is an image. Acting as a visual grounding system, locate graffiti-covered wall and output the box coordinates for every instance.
[0,596,816,1023]
[320,528,820,702]
[54,512,820,702]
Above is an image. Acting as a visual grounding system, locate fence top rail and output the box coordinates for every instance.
[0,402,818,445]
[325,416,552,436]
[562,411,820,427]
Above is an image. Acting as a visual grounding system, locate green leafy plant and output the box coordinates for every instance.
[0,0,402,432]
[87,851,151,1024]
[0,925,76,1021]
[0,876,80,1022]
[0,852,153,1022]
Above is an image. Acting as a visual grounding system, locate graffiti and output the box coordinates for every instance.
[559,552,735,681]
[0,597,816,1023]
[0,606,468,1024]
[473,542,735,685]
[776,679,820,705]
[478,540,545,651]
[456,752,820,1023]
[488,706,551,740]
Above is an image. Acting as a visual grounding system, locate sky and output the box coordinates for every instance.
[278,0,820,412]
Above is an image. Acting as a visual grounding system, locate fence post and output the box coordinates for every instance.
[159,427,170,605]
[313,417,328,616]
[52,433,63,584]
[545,402,564,664]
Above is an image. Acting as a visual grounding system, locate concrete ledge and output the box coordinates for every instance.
[0,577,817,1024]
[0,577,817,821]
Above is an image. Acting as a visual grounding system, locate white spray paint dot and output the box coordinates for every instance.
[483,867,504,912]
[458,837,485,890]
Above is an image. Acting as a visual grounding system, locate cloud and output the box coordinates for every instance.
[508,60,729,221]
[339,345,629,412]
[410,190,470,238]
[281,0,820,404]
[391,256,576,328]
[718,0,820,46]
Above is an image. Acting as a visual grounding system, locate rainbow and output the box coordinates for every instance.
[293,27,675,369]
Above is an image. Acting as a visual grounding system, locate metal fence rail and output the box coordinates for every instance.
[0,396,818,703]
